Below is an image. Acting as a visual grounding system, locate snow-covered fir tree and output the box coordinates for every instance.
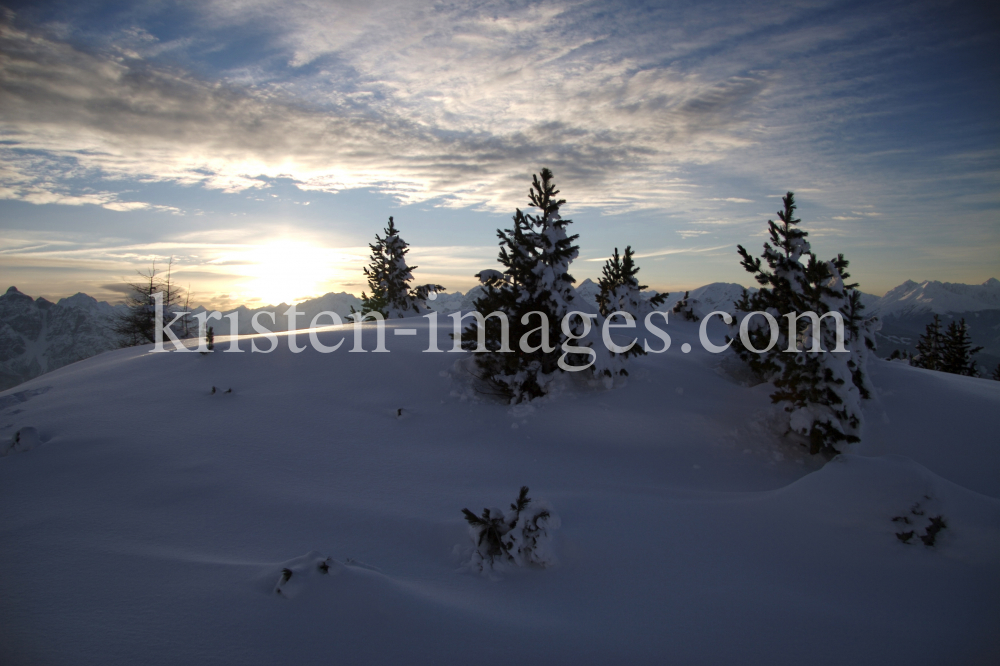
[353,217,443,319]
[462,169,580,402]
[590,246,669,378]
[732,192,878,456]
[596,246,667,318]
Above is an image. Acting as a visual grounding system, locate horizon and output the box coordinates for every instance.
[1,1,998,307]
[4,275,999,312]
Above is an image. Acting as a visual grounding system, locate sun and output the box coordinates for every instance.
[241,240,341,306]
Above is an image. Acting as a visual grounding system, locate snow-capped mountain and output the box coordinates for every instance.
[869,278,1000,318]
[0,287,123,392]
[667,282,752,319]
[191,292,364,336]
[867,279,1000,370]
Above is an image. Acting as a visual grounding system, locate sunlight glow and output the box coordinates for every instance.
[228,240,362,306]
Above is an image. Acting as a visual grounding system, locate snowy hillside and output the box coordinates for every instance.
[1,316,998,665]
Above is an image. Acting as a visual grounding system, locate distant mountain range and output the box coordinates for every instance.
[866,279,1000,371]
[0,287,124,392]
[2,278,997,391]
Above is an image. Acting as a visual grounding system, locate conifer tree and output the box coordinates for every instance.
[940,318,982,376]
[991,364,1000,381]
[462,169,580,402]
[672,291,698,321]
[596,246,667,318]
[732,192,877,456]
[910,316,984,377]
[912,315,945,371]
[590,246,669,378]
[353,217,443,319]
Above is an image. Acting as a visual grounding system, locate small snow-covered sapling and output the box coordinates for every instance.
[461,486,556,570]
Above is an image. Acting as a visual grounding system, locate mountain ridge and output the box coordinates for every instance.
[3,277,997,390]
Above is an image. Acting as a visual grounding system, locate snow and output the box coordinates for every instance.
[1,313,998,664]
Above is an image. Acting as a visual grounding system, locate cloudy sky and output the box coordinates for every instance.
[1,0,997,307]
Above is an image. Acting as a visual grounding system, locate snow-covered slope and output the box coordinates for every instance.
[1,316,998,665]
[0,287,122,391]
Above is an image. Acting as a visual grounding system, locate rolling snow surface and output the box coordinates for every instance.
[1,315,998,665]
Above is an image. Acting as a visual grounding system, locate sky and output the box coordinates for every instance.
[0,0,997,308]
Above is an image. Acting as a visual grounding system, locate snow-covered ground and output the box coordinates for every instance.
[2,314,998,665]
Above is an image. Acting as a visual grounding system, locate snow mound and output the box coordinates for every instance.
[270,551,344,599]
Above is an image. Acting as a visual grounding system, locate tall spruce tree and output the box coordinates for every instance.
[912,315,945,371]
[941,318,982,376]
[732,192,878,456]
[353,217,443,319]
[462,169,580,402]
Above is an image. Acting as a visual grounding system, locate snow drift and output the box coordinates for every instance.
[1,302,998,666]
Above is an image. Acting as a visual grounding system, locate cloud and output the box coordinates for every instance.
[0,7,774,214]
[3,0,997,301]
[585,244,731,261]
[99,282,135,295]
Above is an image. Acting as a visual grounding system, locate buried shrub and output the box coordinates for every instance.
[892,497,948,547]
[461,486,558,571]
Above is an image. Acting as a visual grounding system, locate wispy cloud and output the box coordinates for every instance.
[586,244,731,261]
[0,3,786,213]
